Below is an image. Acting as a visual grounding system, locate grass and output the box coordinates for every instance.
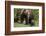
[14,20,39,27]
[14,23,31,27]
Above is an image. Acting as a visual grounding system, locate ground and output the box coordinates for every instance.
[14,21,38,27]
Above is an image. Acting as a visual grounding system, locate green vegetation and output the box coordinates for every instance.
[14,23,31,27]
[14,22,38,27]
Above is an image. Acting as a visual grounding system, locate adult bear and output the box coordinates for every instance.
[28,9,34,26]
[20,9,34,26]
[20,9,28,24]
